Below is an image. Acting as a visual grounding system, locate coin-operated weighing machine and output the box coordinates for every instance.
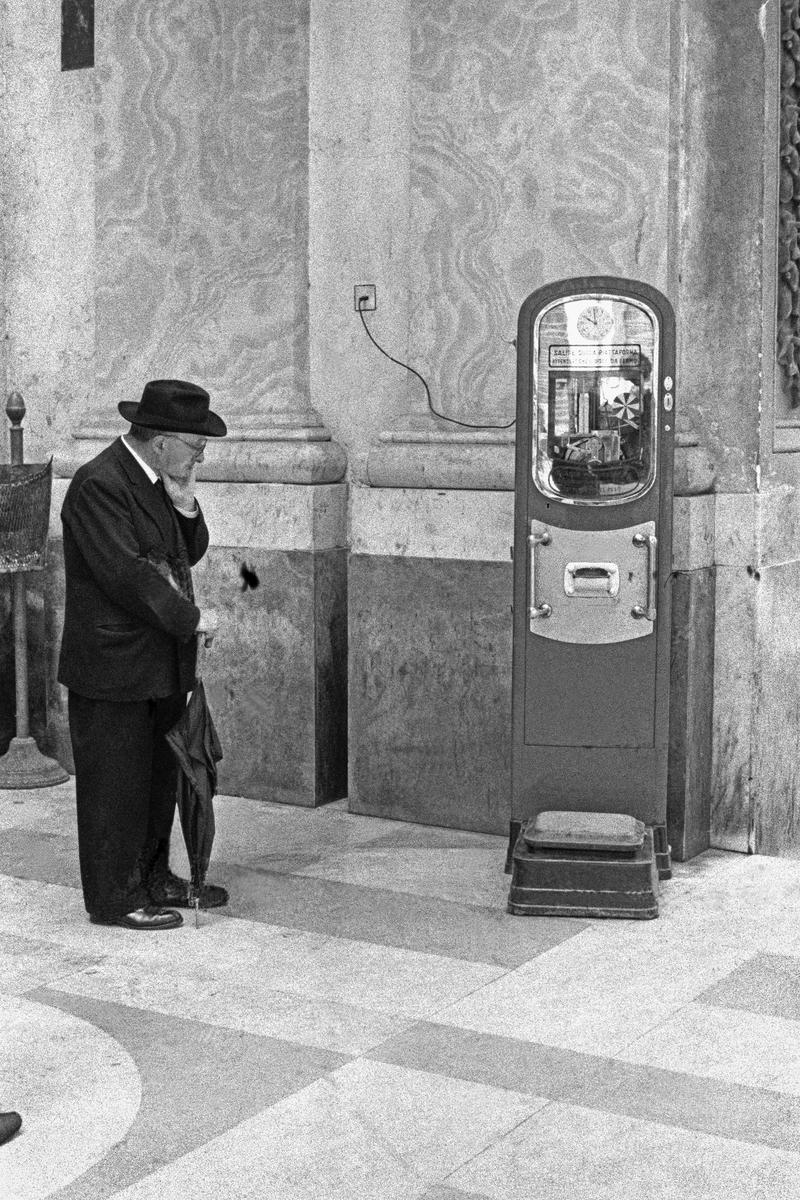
[508,277,675,919]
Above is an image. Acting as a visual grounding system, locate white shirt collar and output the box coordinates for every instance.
[121,435,159,485]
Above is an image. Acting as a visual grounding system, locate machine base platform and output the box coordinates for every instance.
[507,811,660,920]
[505,817,671,881]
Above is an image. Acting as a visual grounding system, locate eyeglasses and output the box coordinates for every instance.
[165,434,206,456]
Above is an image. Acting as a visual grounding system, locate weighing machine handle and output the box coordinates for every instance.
[631,532,657,622]
[528,529,552,623]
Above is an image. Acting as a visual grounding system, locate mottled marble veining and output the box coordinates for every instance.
[8,786,800,1196]
[0,993,141,1199]
[348,555,512,834]
[710,565,757,853]
[749,560,800,855]
[408,0,671,424]
[0,0,96,468]
[95,0,310,426]
[192,545,347,805]
[668,566,715,861]
[350,486,514,561]
[708,488,800,856]
[449,1102,800,1200]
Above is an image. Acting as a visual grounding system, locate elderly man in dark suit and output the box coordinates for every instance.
[59,380,227,930]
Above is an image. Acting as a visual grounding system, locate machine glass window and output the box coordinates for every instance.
[532,295,659,504]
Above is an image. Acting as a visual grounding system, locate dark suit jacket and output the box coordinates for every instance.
[58,438,209,701]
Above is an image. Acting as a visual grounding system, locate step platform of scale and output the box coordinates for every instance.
[507,810,660,920]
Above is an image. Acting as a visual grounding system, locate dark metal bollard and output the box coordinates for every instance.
[0,392,69,788]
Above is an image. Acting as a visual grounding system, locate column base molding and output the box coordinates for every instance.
[367,415,515,490]
[55,418,347,484]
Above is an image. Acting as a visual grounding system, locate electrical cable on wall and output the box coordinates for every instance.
[357,298,516,430]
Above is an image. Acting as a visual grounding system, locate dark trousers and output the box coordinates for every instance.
[68,691,187,919]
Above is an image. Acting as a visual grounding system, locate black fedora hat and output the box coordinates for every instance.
[118,379,227,437]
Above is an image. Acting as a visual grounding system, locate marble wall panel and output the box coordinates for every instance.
[668,567,715,861]
[314,549,348,803]
[710,565,757,853]
[350,485,514,562]
[95,0,310,424]
[0,0,95,466]
[671,496,716,572]
[408,0,671,425]
[708,486,800,857]
[192,545,346,804]
[349,555,513,834]
[750,560,800,856]
[675,0,765,491]
[188,547,313,803]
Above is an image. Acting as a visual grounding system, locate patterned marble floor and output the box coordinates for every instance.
[3,782,800,1199]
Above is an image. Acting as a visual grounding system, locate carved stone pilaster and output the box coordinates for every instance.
[778,0,800,405]
[673,429,716,497]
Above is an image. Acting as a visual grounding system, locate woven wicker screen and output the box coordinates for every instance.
[0,460,53,573]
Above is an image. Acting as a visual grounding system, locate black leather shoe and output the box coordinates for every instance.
[149,870,229,909]
[90,905,183,930]
[0,1112,22,1145]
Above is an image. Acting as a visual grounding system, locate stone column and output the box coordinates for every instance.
[44,0,349,805]
[348,486,513,833]
[674,0,800,856]
[308,0,412,481]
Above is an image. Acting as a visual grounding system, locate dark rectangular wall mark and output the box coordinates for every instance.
[61,0,94,71]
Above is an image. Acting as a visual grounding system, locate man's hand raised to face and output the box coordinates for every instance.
[160,464,198,513]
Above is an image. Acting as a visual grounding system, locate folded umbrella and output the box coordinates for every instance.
[165,659,223,927]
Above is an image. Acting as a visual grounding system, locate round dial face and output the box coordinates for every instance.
[576,304,615,341]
